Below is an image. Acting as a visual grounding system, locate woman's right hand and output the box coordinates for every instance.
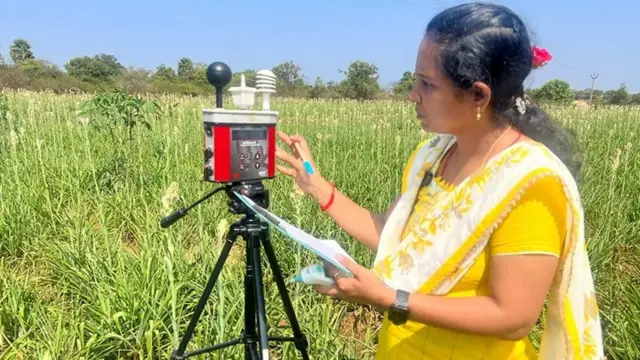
[275,130,333,204]
[276,130,386,251]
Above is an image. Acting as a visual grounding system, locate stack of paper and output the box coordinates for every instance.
[233,191,355,277]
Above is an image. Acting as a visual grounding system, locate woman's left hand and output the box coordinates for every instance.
[314,255,396,310]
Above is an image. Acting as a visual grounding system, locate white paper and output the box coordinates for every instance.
[233,192,355,277]
[319,239,354,262]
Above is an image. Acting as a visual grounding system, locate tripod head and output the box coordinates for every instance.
[160,180,269,228]
[226,180,269,216]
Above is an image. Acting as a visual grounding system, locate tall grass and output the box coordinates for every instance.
[1,90,638,359]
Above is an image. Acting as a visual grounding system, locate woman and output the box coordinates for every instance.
[275,3,604,359]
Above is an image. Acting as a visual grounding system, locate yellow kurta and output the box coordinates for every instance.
[375,148,568,359]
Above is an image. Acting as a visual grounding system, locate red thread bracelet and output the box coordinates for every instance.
[320,182,335,212]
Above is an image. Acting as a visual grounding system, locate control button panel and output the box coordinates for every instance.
[230,126,269,180]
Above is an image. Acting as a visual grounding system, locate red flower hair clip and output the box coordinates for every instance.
[532,46,552,69]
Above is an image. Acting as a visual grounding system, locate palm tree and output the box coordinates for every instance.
[10,38,34,64]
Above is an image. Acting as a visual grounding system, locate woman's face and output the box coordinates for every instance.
[408,37,479,135]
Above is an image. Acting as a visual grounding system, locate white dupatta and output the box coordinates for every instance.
[373,134,605,359]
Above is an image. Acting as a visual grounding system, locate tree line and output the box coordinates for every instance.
[1,38,639,106]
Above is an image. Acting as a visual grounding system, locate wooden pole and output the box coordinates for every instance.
[589,72,599,106]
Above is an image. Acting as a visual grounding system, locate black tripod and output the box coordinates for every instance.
[161,181,309,360]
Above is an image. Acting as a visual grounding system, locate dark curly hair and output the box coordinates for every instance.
[425,2,582,180]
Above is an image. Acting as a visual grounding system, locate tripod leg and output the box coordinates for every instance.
[260,225,310,360]
[248,229,271,360]
[171,224,240,360]
[244,230,259,360]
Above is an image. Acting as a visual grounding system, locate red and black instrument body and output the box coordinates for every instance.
[203,109,277,184]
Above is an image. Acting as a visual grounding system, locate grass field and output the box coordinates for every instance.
[1,90,639,359]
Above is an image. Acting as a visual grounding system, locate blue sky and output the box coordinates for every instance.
[1,0,638,92]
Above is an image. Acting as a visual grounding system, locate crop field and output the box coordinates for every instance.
[0,90,639,359]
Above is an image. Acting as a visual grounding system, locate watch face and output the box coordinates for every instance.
[389,309,407,325]
[389,289,410,325]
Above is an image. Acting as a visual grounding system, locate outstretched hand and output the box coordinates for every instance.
[275,130,331,202]
[314,256,395,310]
[275,130,317,176]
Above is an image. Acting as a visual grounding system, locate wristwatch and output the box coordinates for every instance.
[388,289,410,325]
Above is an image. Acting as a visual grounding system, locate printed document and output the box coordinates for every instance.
[233,191,355,277]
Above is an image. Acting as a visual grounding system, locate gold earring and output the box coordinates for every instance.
[476,107,482,121]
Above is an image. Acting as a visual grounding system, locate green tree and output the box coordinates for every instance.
[65,54,124,83]
[392,71,415,98]
[9,38,34,64]
[574,88,593,101]
[94,54,123,71]
[272,61,304,85]
[272,61,305,96]
[115,67,152,93]
[191,62,210,86]
[308,76,327,99]
[152,64,176,81]
[529,79,575,104]
[323,80,342,99]
[339,60,380,100]
[19,59,64,78]
[609,83,630,105]
[177,57,193,79]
